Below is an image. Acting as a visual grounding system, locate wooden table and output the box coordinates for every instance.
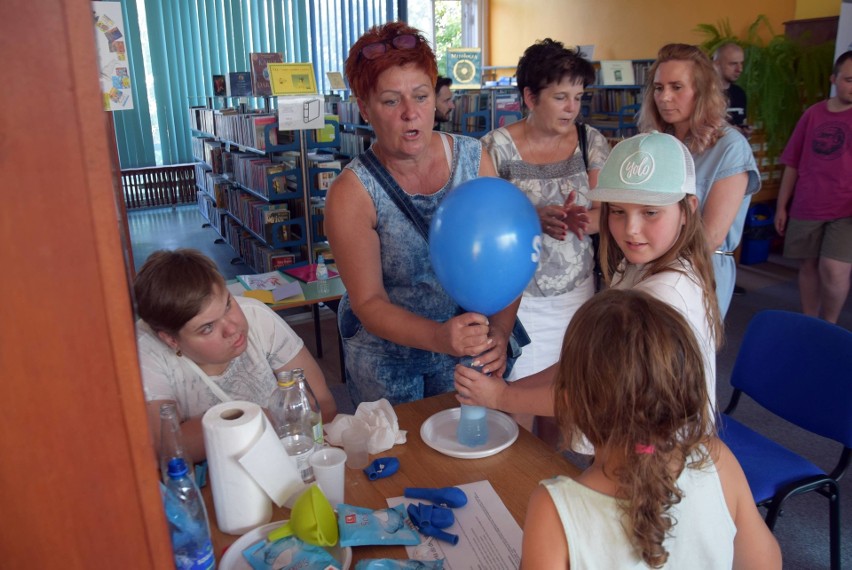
[205,392,580,564]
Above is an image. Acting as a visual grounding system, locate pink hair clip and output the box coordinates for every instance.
[635,444,655,455]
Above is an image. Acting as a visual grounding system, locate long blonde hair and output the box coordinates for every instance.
[598,198,723,346]
[554,289,714,567]
[638,43,728,155]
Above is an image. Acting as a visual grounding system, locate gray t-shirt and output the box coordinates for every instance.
[137,296,304,419]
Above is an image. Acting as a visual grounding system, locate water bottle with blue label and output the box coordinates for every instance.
[315,254,329,296]
[162,458,215,570]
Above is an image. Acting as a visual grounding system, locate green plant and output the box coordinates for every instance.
[695,16,835,159]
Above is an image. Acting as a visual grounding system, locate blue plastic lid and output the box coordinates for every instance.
[167,457,188,479]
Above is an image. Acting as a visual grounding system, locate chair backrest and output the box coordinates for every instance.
[730,310,852,446]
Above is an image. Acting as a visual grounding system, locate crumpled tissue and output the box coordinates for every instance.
[324,398,407,454]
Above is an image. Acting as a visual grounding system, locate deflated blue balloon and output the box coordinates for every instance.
[429,177,541,316]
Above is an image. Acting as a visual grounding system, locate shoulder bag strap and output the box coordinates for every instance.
[576,121,589,171]
[359,148,431,242]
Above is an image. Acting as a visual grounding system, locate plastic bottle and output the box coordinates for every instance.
[268,371,316,482]
[456,356,489,447]
[160,402,193,483]
[162,458,215,570]
[315,254,329,295]
[292,368,324,447]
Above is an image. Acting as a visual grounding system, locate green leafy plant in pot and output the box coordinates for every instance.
[695,15,835,160]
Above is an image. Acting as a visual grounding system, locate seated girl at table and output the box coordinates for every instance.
[134,249,338,462]
[520,289,781,569]
[455,132,722,425]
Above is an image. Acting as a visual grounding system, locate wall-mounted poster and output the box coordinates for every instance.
[92,1,133,111]
[447,48,482,90]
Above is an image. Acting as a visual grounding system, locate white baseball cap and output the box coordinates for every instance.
[588,131,696,206]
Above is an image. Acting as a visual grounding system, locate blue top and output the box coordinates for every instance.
[693,126,761,317]
[337,134,483,404]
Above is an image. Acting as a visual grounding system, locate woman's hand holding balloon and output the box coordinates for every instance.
[435,313,492,358]
[454,364,506,409]
[476,323,510,378]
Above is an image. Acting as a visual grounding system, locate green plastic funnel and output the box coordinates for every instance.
[266,484,339,547]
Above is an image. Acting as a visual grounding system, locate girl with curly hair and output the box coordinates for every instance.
[521,288,780,569]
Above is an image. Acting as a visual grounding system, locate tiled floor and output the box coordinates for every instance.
[128,205,252,281]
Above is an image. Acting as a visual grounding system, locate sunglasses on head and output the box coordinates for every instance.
[359,33,419,60]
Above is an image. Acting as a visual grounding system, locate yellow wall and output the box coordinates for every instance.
[795,0,841,19]
[488,0,797,64]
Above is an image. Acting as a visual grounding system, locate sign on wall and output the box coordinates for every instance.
[92,1,133,111]
[447,48,482,90]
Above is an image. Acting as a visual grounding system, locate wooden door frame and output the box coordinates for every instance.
[0,1,172,567]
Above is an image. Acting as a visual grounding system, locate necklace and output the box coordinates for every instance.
[523,118,568,165]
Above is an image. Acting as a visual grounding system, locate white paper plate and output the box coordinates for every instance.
[219,521,352,570]
[420,407,519,459]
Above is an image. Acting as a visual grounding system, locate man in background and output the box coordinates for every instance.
[774,51,852,323]
[714,42,751,137]
[434,76,455,129]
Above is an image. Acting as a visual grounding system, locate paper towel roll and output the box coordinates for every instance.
[202,401,275,535]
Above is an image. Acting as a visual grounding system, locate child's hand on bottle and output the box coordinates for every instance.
[454,363,505,409]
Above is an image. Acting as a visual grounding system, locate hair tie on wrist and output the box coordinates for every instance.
[635,444,655,454]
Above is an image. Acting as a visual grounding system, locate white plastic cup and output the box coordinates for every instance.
[342,424,370,470]
[309,447,347,508]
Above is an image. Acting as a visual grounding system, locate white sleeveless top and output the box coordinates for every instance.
[541,450,736,569]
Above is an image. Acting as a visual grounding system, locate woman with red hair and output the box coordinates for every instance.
[326,22,517,406]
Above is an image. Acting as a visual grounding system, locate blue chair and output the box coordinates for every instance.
[719,310,852,569]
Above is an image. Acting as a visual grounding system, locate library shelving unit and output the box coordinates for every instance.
[336,89,523,147]
[583,59,653,143]
[190,106,342,273]
[336,99,375,158]
[449,87,523,138]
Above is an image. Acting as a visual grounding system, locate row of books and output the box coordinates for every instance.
[190,107,216,135]
[584,88,642,114]
[230,152,300,199]
[225,186,303,247]
[194,165,232,208]
[311,198,326,238]
[339,131,372,157]
[337,100,366,126]
[192,138,227,173]
[446,91,492,136]
[592,60,653,87]
[197,191,226,236]
[214,111,280,151]
[306,152,343,191]
[222,217,301,273]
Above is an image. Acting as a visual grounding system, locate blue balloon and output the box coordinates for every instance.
[429,177,541,315]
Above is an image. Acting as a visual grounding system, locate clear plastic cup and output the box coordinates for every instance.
[309,447,346,508]
[341,424,370,469]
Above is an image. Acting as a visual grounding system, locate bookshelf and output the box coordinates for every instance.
[190,107,342,273]
[583,59,653,143]
[447,87,523,138]
[336,99,375,157]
